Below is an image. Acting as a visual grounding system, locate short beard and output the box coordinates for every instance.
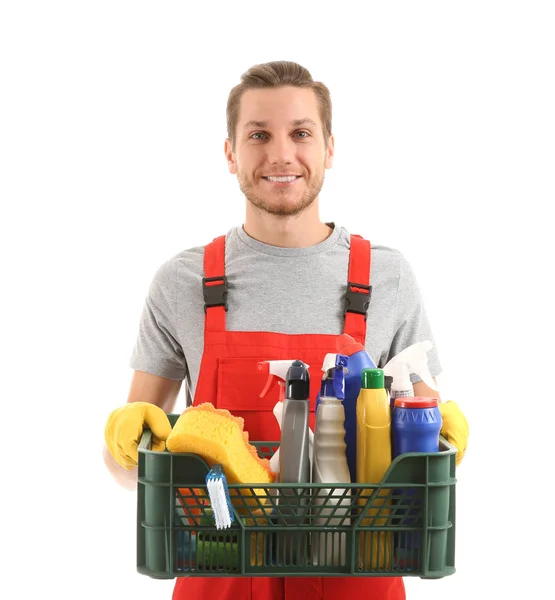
[238,170,325,217]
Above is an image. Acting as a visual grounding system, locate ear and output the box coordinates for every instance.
[224,139,237,174]
[325,134,335,169]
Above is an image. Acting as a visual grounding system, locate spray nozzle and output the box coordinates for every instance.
[258,360,311,400]
[320,353,349,400]
[383,340,437,396]
[285,360,310,400]
[258,360,304,400]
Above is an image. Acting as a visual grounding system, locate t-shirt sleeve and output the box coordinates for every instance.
[129,259,187,380]
[379,251,443,383]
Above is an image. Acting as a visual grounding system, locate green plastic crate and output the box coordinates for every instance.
[137,414,457,579]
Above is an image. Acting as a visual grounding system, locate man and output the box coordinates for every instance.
[104,60,468,599]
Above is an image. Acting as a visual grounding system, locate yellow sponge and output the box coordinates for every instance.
[166,402,274,486]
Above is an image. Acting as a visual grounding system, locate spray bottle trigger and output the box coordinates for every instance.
[259,374,276,399]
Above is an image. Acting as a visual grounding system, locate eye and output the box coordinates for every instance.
[250,132,267,140]
[295,131,310,139]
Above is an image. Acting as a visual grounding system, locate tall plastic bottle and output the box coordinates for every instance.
[278,360,311,563]
[382,341,440,565]
[312,353,351,566]
[317,333,377,483]
[356,368,392,570]
[257,360,313,475]
[392,396,443,567]
[279,359,311,499]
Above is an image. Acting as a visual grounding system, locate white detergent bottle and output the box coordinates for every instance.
[312,353,352,567]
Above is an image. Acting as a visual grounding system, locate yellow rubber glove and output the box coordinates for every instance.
[104,402,172,470]
[439,401,469,466]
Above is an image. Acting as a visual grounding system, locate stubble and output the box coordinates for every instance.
[237,168,326,217]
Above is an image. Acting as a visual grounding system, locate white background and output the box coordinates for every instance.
[1,1,553,598]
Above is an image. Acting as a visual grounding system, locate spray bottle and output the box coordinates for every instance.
[258,360,313,475]
[318,333,377,483]
[279,360,311,492]
[277,360,311,563]
[312,353,351,566]
[383,341,441,456]
[382,340,437,406]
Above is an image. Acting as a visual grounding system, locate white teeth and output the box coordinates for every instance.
[266,176,298,183]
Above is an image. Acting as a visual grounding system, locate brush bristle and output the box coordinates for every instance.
[206,466,234,530]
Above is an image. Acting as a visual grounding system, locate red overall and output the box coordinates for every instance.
[172,234,405,600]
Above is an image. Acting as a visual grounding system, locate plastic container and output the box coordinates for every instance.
[257,359,313,474]
[312,353,351,566]
[137,414,457,579]
[393,397,442,457]
[278,360,311,521]
[277,360,311,561]
[392,396,443,564]
[356,368,393,569]
[330,333,377,482]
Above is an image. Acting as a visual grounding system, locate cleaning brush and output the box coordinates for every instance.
[206,464,235,530]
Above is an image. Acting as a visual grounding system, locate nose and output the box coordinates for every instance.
[266,134,294,164]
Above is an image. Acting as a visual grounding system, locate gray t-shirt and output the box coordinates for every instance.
[130,224,442,407]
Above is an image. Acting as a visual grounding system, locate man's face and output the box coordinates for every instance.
[225,86,334,217]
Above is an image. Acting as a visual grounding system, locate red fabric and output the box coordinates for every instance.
[173,575,405,599]
[173,234,405,600]
[344,234,371,345]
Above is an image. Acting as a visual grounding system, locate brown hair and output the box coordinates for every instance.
[226,61,332,149]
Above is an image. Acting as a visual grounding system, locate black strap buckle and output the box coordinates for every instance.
[344,281,372,319]
[203,276,228,312]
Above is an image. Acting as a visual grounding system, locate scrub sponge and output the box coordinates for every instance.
[166,402,274,486]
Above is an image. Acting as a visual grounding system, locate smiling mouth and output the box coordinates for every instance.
[262,175,302,183]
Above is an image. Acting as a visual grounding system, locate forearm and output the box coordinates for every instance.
[126,370,182,412]
[412,377,442,401]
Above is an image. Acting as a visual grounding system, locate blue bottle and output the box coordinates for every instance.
[392,396,442,567]
[315,333,376,482]
[392,397,442,456]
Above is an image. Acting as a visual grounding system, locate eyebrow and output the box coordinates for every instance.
[243,118,318,129]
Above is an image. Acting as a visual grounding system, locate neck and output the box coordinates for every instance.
[243,202,332,248]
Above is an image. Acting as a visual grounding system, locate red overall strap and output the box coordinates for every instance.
[204,233,371,340]
[343,234,371,345]
[203,235,227,333]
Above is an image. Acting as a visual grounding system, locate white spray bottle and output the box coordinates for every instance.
[312,352,351,566]
[382,340,438,404]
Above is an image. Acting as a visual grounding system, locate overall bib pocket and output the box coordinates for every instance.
[215,357,284,442]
